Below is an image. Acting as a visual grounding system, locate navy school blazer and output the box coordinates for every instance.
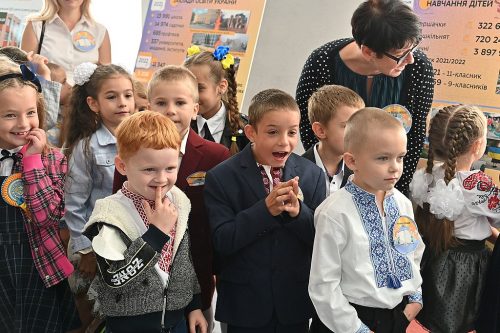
[204,144,326,327]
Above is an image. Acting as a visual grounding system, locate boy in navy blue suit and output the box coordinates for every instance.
[204,89,326,333]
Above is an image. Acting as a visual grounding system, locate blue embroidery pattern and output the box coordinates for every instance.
[345,181,413,288]
[356,323,371,333]
[408,291,423,304]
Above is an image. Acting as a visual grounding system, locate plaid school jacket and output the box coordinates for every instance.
[13,146,73,288]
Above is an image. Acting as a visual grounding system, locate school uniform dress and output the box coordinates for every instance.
[310,181,423,333]
[0,147,79,332]
[296,38,434,195]
[204,145,326,332]
[191,102,249,151]
[410,167,500,333]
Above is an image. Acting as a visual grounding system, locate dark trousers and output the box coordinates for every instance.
[228,316,309,333]
[309,298,410,333]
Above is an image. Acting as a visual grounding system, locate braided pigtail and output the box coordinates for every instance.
[415,142,435,237]
[224,66,244,155]
[424,105,486,253]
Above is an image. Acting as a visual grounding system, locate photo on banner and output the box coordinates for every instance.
[134,0,266,107]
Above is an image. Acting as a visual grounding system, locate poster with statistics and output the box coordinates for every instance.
[413,0,500,171]
[134,0,266,106]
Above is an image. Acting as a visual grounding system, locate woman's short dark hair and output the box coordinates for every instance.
[351,0,421,54]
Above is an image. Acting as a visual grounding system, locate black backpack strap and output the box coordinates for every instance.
[37,21,46,54]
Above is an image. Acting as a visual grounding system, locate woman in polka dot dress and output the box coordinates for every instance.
[296,0,434,196]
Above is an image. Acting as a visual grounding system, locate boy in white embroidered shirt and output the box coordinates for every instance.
[309,108,424,333]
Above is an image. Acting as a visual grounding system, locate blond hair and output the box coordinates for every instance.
[308,85,365,125]
[148,65,199,102]
[133,78,147,100]
[248,89,299,126]
[344,107,403,153]
[116,111,180,161]
[28,0,93,23]
[0,56,46,130]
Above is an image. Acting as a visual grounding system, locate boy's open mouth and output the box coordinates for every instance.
[272,152,288,159]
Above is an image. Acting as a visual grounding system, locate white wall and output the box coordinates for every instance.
[90,0,144,73]
[241,0,362,152]
[241,1,361,113]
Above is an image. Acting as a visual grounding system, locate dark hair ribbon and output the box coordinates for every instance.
[0,64,42,93]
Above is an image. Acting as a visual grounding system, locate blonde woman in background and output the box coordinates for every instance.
[21,0,111,85]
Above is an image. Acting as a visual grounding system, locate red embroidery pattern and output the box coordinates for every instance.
[488,194,500,210]
[462,172,493,191]
[121,182,176,273]
[463,172,500,212]
[259,165,282,194]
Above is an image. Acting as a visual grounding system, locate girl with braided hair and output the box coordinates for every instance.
[184,46,249,155]
[409,105,500,332]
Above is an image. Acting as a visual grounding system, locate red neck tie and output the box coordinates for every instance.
[259,165,282,194]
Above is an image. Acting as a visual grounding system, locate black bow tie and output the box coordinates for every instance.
[0,150,20,163]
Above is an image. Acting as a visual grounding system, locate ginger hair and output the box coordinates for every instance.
[116,111,180,161]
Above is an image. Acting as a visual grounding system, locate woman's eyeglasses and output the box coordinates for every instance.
[383,42,420,65]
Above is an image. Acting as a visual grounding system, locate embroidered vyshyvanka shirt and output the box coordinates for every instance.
[309,181,424,333]
[410,166,500,240]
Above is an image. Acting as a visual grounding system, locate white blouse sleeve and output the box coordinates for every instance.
[457,171,500,227]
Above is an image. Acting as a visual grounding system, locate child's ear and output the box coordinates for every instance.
[192,103,199,120]
[244,124,256,143]
[311,121,327,140]
[218,79,228,95]
[115,155,127,176]
[343,152,357,171]
[471,137,484,157]
[86,96,99,114]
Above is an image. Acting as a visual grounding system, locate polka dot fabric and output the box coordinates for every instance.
[295,38,434,196]
[417,243,488,332]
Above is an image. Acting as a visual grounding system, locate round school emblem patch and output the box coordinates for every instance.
[1,173,26,210]
[72,31,96,52]
[383,104,412,133]
[392,216,419,254]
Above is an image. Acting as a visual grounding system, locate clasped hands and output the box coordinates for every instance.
[265,176,300,217]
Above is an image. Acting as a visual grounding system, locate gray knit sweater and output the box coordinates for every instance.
[83,186,201,317]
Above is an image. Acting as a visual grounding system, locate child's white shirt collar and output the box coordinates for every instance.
[0,146,22,177]
[196,103,227,142]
